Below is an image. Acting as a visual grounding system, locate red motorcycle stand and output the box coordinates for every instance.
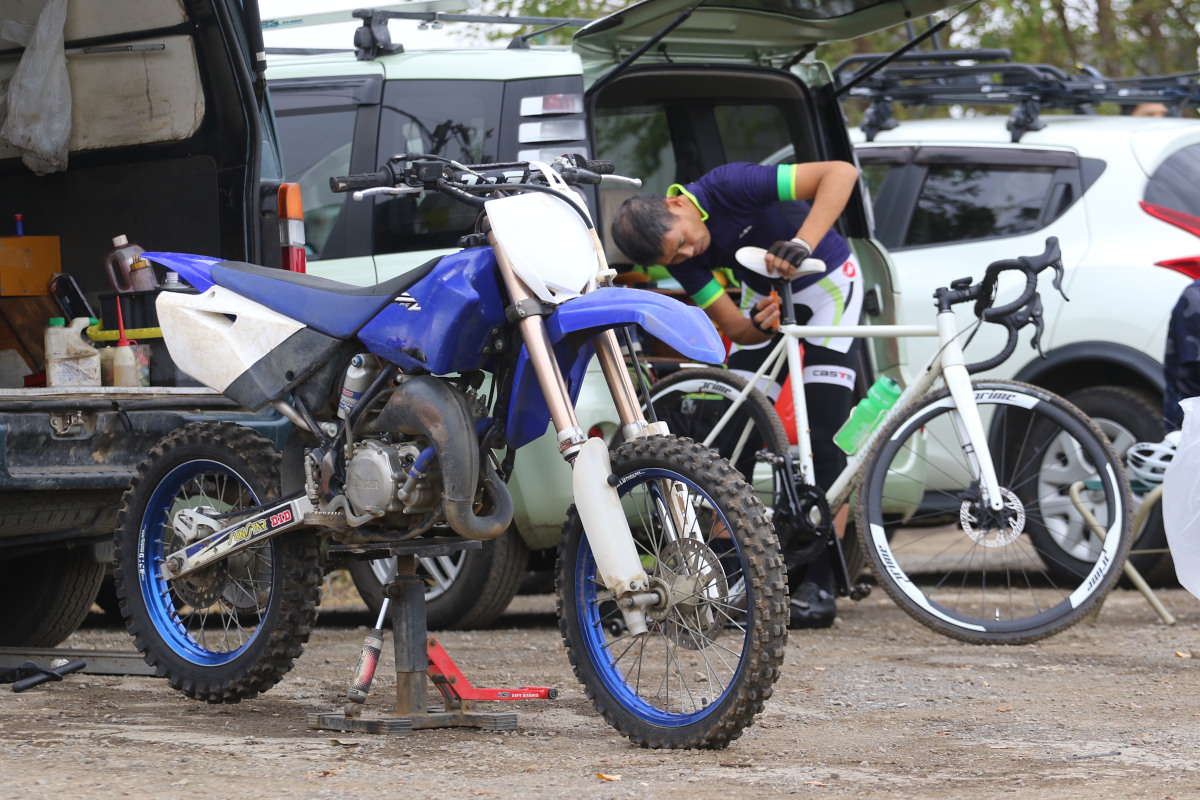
[308,538,556,736]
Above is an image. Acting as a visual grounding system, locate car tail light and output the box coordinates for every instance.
[1140,201,1200,279]
[520,94,584,116]
[278,183,306,273]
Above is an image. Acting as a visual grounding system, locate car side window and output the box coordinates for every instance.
[714,105,792,165]
[1145,143,1200,217]
[271,80,366,260]
[593,105,674,195]
[906,164,1057,247]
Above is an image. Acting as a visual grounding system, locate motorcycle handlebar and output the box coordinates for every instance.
[330,169,394,194]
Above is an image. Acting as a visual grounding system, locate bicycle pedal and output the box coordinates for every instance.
[849,583,872,601]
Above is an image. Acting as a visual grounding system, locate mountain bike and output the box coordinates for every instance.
[649,237,1133,644]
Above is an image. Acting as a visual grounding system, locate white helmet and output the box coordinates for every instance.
[1126,431,1180,486]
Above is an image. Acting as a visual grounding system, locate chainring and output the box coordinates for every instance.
[776,482,835,569]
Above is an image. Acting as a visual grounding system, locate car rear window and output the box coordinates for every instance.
[1145,143,1200,217]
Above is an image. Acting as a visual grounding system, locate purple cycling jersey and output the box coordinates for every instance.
[665,162,852,308]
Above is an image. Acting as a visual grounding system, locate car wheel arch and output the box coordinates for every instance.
[1009,341,1163,402]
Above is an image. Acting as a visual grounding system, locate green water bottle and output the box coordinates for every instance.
[833,376,902,454]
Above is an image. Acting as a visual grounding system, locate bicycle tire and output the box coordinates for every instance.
[556,435,787,749]
[857,379,1132,645]
[113,422,322,702]
[648,367,788,505]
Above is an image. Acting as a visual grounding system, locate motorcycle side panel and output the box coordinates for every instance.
[142,251,221,292]
[157,288,342,410]
[508,337,595,450]
[356,248,507,374]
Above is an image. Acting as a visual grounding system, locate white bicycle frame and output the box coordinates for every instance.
[702,309,1007,516]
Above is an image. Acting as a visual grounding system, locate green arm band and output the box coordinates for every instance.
[776,164,798,201]
[691,278,725,310]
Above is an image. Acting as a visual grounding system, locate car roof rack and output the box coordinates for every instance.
[262,2,592,62]
[831,49,1200,143]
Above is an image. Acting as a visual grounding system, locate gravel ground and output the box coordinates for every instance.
[4,579,1200,799]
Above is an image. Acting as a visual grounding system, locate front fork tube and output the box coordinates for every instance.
[936,312,1003,511]
[491,237,651,635]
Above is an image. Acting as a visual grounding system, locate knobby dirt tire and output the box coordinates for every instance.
[112,422,322,702]
[556,435,787,749]
[857,380,1132,645]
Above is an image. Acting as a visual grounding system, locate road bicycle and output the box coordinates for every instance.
[649,237,1133,644]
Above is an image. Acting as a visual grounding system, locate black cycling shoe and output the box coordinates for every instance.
[788,581,836,629]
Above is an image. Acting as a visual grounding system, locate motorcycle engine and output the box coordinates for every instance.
[344,440,426,518]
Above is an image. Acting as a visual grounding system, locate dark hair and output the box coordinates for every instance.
[610,193,675,266]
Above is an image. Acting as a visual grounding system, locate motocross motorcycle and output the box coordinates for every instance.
[112,155,787,749]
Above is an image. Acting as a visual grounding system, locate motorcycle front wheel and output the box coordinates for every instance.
[556,436,787,749]
[112,422,322,702]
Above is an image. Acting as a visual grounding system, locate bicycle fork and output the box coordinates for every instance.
[935,311,1005,512]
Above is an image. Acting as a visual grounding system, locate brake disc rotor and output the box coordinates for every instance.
[652,538,729,649]
[960,488,1026,547]
[173,564,230,609]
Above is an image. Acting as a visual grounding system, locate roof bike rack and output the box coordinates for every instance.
[832,50,1200,143]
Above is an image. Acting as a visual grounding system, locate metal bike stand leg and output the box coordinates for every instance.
[308,539,552,736]
[1069,482,1176,626]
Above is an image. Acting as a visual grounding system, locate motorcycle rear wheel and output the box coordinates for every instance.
[556,436,787,749]
[113,422,322,702]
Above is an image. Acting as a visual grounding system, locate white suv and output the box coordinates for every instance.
[849,108,1200,582]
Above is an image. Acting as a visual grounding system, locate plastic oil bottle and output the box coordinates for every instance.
[45,317,101,387]
[833,376,902,454]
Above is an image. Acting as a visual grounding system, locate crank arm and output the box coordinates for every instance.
[161,493,315,581]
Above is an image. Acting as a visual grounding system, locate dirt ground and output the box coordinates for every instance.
[5,577,1200,800]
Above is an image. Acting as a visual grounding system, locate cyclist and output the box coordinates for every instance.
[611,160,862,629]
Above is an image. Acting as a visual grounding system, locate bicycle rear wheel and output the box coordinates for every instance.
[857,380,1131,644]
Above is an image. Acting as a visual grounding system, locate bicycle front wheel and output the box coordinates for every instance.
[858,380,1131,644]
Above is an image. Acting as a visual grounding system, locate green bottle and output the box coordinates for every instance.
[833,376,902,454]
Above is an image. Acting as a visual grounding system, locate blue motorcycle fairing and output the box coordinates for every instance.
[508,336,595,449]
[505,288,725,449]
[142,251,221,293]
[546,288,725,365]
[357,247,507,374]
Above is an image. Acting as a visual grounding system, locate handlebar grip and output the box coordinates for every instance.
[585,160,615,175]
[965,322,1020,375]
[329,170,392,193]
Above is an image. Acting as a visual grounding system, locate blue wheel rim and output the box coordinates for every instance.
[136,459,273,666]
[573,467,749,727]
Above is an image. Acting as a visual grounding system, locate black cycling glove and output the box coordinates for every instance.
[767,237,813,270]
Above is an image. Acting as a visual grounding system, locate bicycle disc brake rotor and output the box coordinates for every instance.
[651,538,729,649]
[960,488,1026,547]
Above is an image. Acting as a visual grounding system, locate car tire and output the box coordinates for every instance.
[346,529,531,630]
[1059,386,1173,584]
[0,547,106,647]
